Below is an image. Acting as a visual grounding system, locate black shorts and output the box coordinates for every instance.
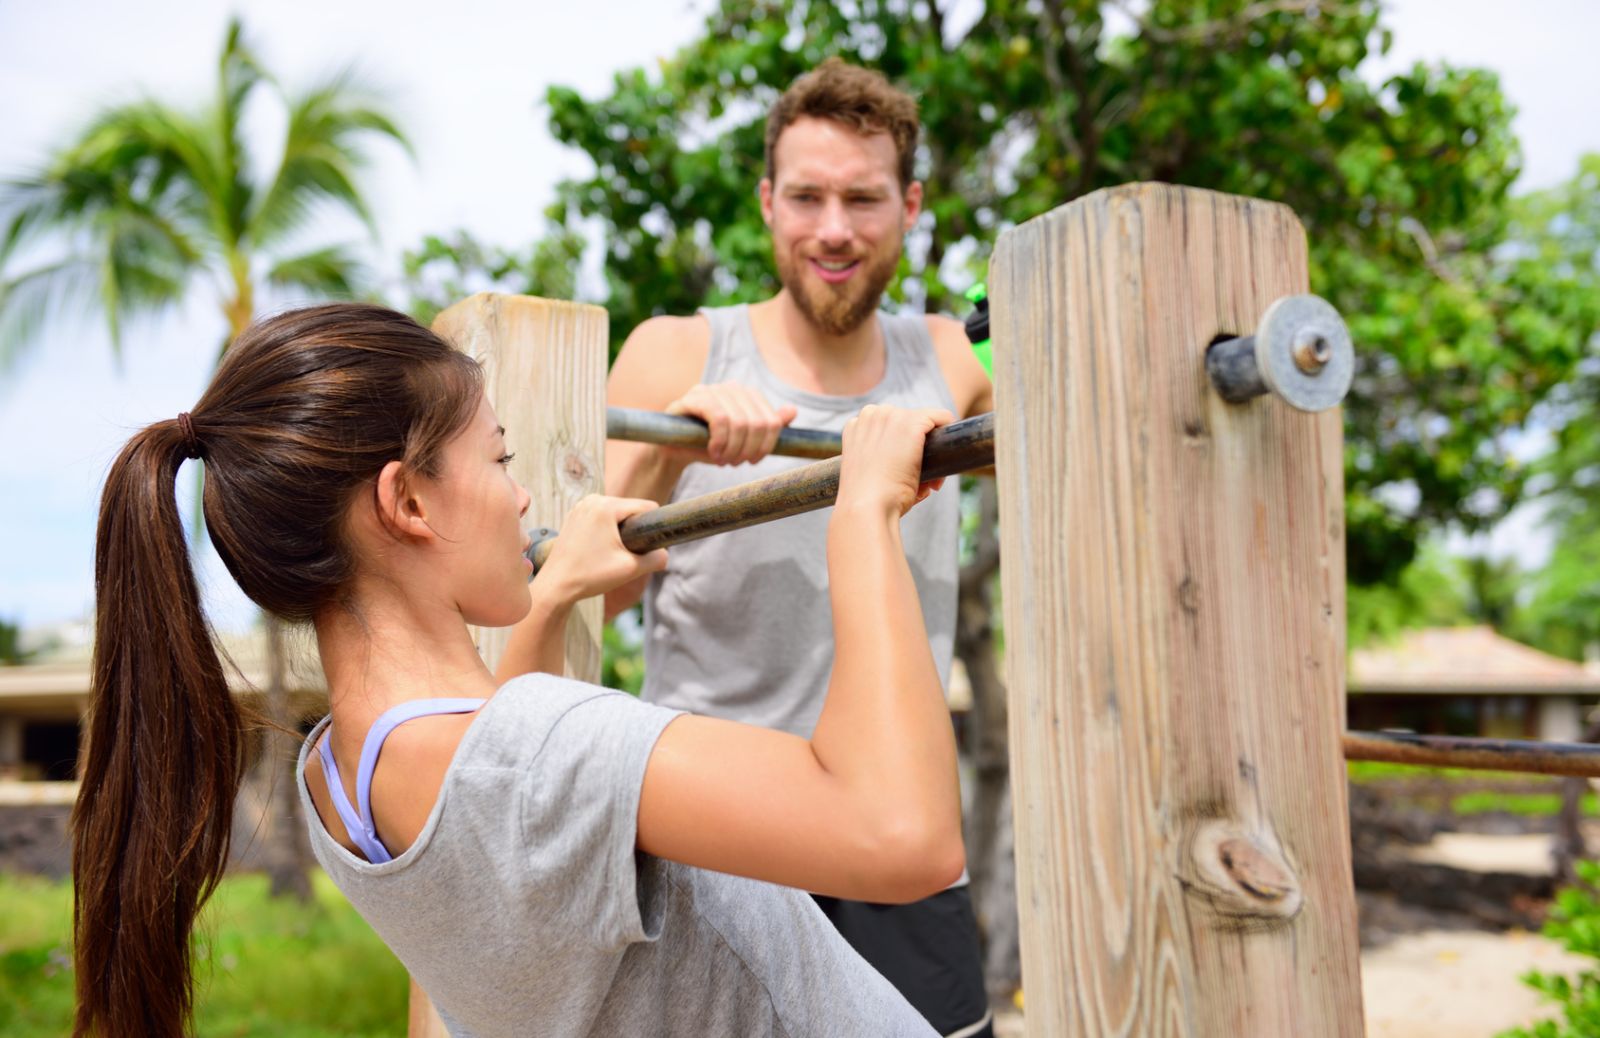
[811,886,993,1038]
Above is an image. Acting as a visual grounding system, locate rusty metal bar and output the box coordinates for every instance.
[530,411,994,569]
[607,406,842,460]
[1343,729,1600,777]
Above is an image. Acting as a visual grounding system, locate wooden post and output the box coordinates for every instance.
[989,183,1363,1035]
[402,293,608,1036]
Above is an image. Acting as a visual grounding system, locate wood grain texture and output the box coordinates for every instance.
[989,183,1362,1036]
[404,293,608,1037]
[432,292,608,680]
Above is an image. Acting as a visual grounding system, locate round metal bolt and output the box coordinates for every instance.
[1251,294,1354,412]
[1293,331,1332,374]
[1205,295,1354,411]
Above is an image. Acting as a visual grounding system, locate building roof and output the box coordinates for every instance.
[1350,625,1600,696]
[0,625,327,717]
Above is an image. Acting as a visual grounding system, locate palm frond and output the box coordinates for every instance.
[1,176,80,269]
[98,204,197,315]
[214,17,269,244]
[0,256,100,377]
[248,68,411,249]
[1,155,204,364]
[266,243,364,297]
[1,17,403,377]
[219,18,268,119]
[2,99,222,262]
[1,116,209,356]
[68,101,219,202]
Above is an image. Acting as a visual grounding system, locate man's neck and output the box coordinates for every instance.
[749,292,887,397]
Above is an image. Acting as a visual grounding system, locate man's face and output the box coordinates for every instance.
[760,116,922,337]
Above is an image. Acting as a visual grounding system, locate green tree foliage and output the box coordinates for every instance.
[1500,860,1600,1038]
[403,228,584,326]
[0,617,31,665]
[0,18,407,362]
[1522,525,1600,661]
[451,0,1591,584]
[1460,552,1523,630]
[601,616,647,696]
[1354,157,1599,654]
[1513,156,1600,661]
[1347,540,1472,647]
[1345,542,1533,649]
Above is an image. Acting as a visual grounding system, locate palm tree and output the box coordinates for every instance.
[0,18,408,898]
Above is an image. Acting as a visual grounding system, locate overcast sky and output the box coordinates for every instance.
[1,0,1596,635]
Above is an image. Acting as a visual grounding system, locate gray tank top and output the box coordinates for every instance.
[641,304,960,737]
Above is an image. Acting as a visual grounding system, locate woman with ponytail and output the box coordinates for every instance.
[77,303,962,1037]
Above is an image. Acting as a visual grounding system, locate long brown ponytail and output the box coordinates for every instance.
[76,420,245,1037]
[74,303,483,1036]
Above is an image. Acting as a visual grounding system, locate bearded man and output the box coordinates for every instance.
[604,59,994,1038]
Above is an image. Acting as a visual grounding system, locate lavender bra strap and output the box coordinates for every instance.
[318,697,486,864]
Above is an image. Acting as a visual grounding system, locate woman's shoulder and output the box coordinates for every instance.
[464,674,679,771]
[489,672,641,725]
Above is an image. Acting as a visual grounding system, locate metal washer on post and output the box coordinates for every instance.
[1253,294,1354,413]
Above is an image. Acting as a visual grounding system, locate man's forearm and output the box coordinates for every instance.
[604,441,691,505]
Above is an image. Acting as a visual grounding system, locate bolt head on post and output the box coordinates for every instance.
[1253,294,1354,412]
[1292,331,1332,374]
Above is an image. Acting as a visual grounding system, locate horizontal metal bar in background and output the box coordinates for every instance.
[607,406,842,460]
[1343,729,1600,777]
[531,411,994,569]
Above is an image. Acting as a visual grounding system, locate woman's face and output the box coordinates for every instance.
[421,394,533,627]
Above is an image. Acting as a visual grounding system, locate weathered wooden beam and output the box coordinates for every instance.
[991,184,1364,1035]
[420,292,607,1037]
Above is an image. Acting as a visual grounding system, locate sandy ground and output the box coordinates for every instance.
[988,833,1584,1037]
[1362,929,1582,1037]
[1404,832,1555,876]
[990,930,1581,1036]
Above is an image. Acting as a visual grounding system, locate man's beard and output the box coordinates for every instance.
[775,239,901,337]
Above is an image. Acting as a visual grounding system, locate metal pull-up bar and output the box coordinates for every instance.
[532,411,994,569]
[607,407,843,459]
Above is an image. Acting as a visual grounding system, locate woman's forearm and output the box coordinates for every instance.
[494,593,573,683]
[808,502,962,846]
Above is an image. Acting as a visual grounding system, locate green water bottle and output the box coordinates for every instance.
[963,282,992,377]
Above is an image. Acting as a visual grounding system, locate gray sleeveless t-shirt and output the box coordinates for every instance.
[641,304,960,738]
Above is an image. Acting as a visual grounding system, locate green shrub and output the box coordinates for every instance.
[0,870,408,1038]
[1452,792,1600,817]
[1499,860,1600,1037]
[1349,760,1534,783]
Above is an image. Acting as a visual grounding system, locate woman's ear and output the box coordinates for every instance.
[374,460,436,543]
